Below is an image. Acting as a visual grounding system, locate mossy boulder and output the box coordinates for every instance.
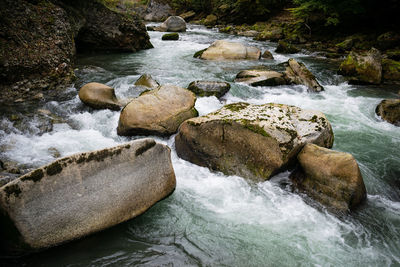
[204,14,217,27]
[375,99,400,126]
[157,16,186,32]
[284,59,324,92]
[338,48,382,85]
[78,82,121,111]
[292,144,367,213]
[275,40,300,54]
[196,40,261,60]
[0,139,176,251]
[162,33,179,41]
[117,85,198,136]
[175,102,334,181]
[134,74,160,89]
[187,81,230,98]
[336,38,354,52]
[235,69,287,87]
[254,29,283,42]
[382,59,400,83]
[377,32,400,50]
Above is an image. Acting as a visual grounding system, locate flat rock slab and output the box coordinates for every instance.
[175,102,334,181]
[235,69,287,86]
[196,40,261,60]
[0,139,176,251]
[117,85,198,136]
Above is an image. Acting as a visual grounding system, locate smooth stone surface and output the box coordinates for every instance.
[157,16,186,32]
[284,58,324,92]
[175,102,334,181]
[78,82,121,110]
[0,138,176,250]
[196,40,261,60]
[117,85,198,136]
[375,99,400,126]
[134,74,160,89]
[261,50,274,59]
[292,144,367,212]
[187,81,231,98]
[235,69,287,86]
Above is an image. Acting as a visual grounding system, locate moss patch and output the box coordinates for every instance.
[46,162,63,176]
[4,184,22,198]
[21,169,44,182]
[135,141,156,157]
[223,102,249,112]
[194,48,206,58]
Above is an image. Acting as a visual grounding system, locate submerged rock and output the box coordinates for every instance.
[235,69,287,87]
[134,74,160,89]
[78,82,121,111]
[175,102,334,181]
[284,59,324,92]
[375,99,400,126]
[0,139,176,251]
[195,40,261,60]
[117,85,197,136]
[187,81,230,98]
[162,33,179,41]
[275,41,300,54]
[338,48,382,85]
[157,16,186,32]
[292,144,367,212]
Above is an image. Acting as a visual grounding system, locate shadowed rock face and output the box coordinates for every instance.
[375,99,400,126]
[0,138,176,252]
[175,102,334,181]
[292,144,367,213]
[0,0,152,102]
[117,85,198,136]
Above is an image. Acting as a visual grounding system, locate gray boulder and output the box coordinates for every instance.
[175,102,334,181]
[195,40,261,60]
[157,16,186,32]
[235,69,287,87]
[134,74,160,89]
[284,59,324,92]
[78,82,121,111]
[187,81,231,98]
[0,139,176,251]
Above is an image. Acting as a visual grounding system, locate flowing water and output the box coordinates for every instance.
[1,24,399,266]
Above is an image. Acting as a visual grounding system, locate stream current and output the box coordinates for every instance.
[1,24,399,266]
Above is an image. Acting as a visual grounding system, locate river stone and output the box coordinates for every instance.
[187,81,231,98]
[195,40,261,60]
[382,59,400,82]
[157,16,186,32]
[134,74,160,89]
[338,48,382,85]
[375,99,400,126]
[78,82,121,111]
[284,59,324,92]
[175,102,334,181]
[262,50,274,59]
[235,69,287,87]
[117,85,198,136]
[162,33,179,41]
[292,144,367,212]
[0,138,176,251]
[275,40,300,54]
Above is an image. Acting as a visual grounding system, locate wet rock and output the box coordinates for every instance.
[204,14,218,27]
[195,40,261,60]
[375,99,400,126]
[179,11,196,21]
[2,161,21,175]
[235,69,287,87]
[261,50,274,59]
[187,81,231,98]
[117,85,197,136]
[162,33,179,41]
[382,59,400,83]
[0,139,176,251]
[338,48,382,85]
[78,82,121,111]
[275,41,300,54]
[157,16,186,32]
[284,59,324,92]
[292,144,367,212]
[175,102,334,181]
[48,147,61,158]
[147,26,155,31]
[134,74,160,89]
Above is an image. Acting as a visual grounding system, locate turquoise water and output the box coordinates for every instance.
[0,24,399,266]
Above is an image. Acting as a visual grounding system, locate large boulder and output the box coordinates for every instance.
[235,69,287,87]
[338,48,382,85]
[204,14,217,27]
[134,74,160,89]
[157,16,186,32]
[262,50,274,59]
[187,81,231,98]
[195,40,261,60]
[375,99,400,126]
[275,40,300,54]
[117,85,198,136]
[175,102,334,181]
[78,82,121,111]
[0,139,176,251]
[292,144,367,212]
[382,59,400,83]
[284,59,324,92]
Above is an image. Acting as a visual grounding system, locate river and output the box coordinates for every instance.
[1,24,399,266]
